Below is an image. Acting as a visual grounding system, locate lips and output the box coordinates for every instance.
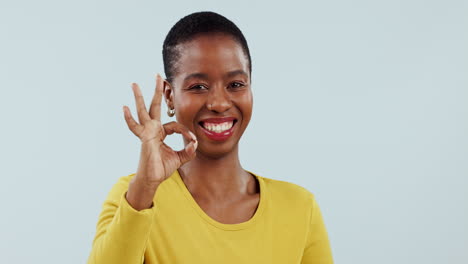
[197,117,238,141]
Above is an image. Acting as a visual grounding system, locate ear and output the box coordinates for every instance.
[163,79,174,109]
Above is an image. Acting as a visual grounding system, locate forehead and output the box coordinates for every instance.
[174,33,249,79]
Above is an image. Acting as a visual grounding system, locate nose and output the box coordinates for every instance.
[206,86,232,113]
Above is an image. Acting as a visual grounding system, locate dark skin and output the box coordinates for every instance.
[162,33,260,224]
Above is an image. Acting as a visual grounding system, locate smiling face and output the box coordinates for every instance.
[163,33,253,158]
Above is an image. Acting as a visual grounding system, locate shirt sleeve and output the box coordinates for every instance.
[87,175,155,264]
[301,194,334,264]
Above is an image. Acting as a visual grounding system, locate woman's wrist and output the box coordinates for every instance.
[126,177,160,211]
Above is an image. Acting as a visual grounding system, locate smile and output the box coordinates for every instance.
[201,121,234,133]
[198,119,238,141]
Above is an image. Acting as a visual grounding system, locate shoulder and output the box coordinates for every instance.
[107,171,179,201]
[103,172,138,203]
[114,172,137,190]
[110,171,178,190]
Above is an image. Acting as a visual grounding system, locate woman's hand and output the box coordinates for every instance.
[122,74,198,210]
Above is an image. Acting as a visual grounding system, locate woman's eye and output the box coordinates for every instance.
[230,82,245,89]
[189,84,207,90]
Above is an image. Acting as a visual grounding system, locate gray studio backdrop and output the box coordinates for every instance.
[1,0,467,263]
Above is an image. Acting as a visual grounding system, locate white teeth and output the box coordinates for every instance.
[202,121,234,133]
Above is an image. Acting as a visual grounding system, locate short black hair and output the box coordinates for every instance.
[162,11,252,84]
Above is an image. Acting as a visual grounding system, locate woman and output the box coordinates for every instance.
[88,11,333,264]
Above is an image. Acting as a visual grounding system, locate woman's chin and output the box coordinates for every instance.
[195,141,239,159]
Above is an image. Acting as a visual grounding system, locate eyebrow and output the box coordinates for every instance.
[183,70,248,82]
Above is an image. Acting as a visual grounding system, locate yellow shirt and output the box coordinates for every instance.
[87,169,333,264]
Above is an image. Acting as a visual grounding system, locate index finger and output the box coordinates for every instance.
[149,73,164,120]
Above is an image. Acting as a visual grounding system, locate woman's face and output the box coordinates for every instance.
[163,33,253,158]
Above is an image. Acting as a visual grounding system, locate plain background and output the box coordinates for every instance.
[1,0,467,263]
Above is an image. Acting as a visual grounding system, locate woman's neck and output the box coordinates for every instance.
[178,146,255,202]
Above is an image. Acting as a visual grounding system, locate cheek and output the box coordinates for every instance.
[174,95,202,123]
[175,100,191,112]
[238,92,253,118]
[174,93,196,110]
[173,96,189,116]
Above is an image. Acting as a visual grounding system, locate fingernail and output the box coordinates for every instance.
[189,131,197,141]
